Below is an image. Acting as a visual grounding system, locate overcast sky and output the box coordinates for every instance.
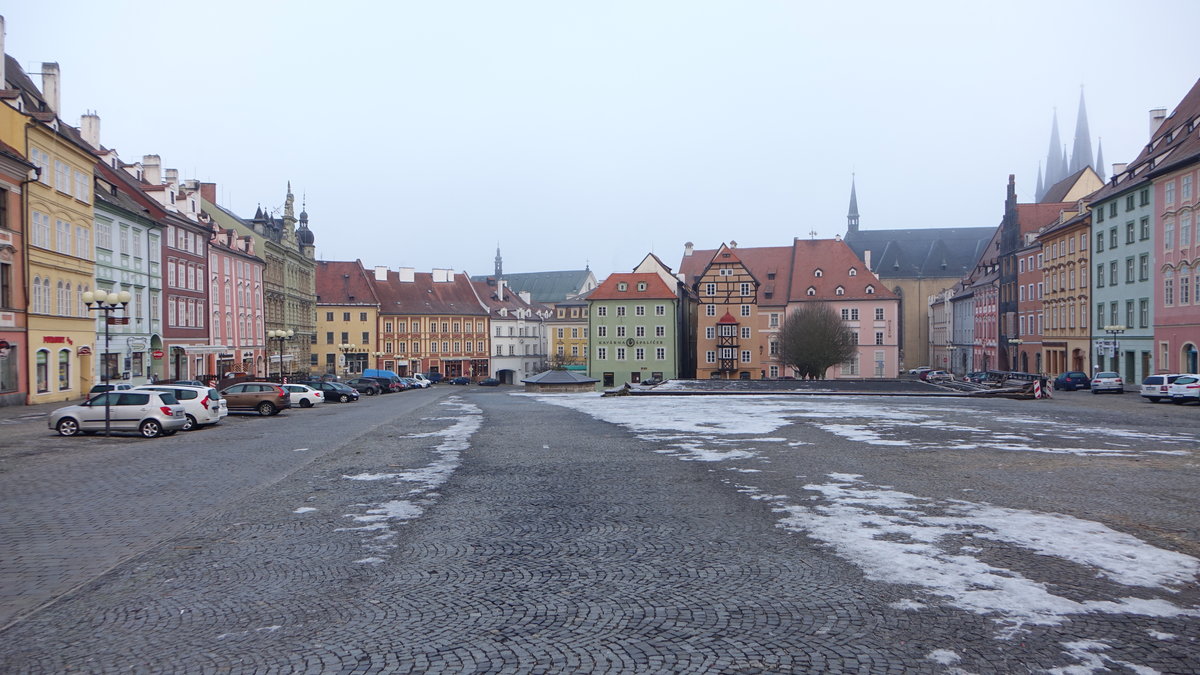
[5,1,1198,281]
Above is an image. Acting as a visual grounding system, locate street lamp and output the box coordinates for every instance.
[1103,325,1126,373]
[1007,337,1023,372]
[338,343,357,377]
[373,351,384,371]
[83,290,132,437]
[267,329,294,382]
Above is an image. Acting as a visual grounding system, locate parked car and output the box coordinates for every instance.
[221,382,292,415]
[362,375,407,393]
[923,370,951,381]
[908,366,932,375]
[1167,375,1200,404]
[134,384,223,431]
[308,380,360,403]
[50,390,187,438]
[399,377,428,389]
[423,372,445,384]
[172,380,206,387]
[1141,373,1187,402]
[1053,371,1090,391]
[283,383,325,408]
[965,371,988,383]
[344,378,384,396]
[1090,371,1124,394]
[448,376,471,385]
[478,378,501,386]
[87,383,133,395]
[410,373,432,388]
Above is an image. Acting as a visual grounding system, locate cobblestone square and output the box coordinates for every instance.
[1,389,1197,673]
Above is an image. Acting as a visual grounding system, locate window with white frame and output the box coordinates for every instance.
[635,326,645,337]
[741,350,751,363]
[635,348,645,360]
[655,325,665,337]
[705,304,716,316]
[655,347,665,360]
[55,220,71,254]
[705,326,715,339]
[741,326,751,339]
[706,350,716,364]
[616,347,626,360]
[740,305,750,317]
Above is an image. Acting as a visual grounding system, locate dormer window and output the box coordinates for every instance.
[637,282,646,291]
[865,285,875,294]
[848,268,858,276]
[814,269,823,277]
[835,286,845,295]
[618,282,627,291]
[806,286,816,296]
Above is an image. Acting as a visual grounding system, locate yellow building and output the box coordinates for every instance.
[314,260,380,376]
[2,60,98,403]
[547,295,589,369]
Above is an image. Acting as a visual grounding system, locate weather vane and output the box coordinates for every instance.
[809,229,818,239]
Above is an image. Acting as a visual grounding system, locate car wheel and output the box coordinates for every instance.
[339,394,350,403]
[139,420,163,438]
[365,388,376,396]
[56,417,81,437]
[257,402,276,416]
[300,399,313,408]
[182,414,197,431]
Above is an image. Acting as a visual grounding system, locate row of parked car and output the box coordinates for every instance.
[1050,370,1200,403]
[47,372,447,439]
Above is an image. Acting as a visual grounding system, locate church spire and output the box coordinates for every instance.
[1036,162,1044,202]
[1095,138,1106,181]
[1070,86,1093,174]
[1044,109,1063,188]
[847,174,860,233]
[494,245,503,280]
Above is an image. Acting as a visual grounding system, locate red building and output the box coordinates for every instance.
[205,223,265,377]
[372,267,489,379]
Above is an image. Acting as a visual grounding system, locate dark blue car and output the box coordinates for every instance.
[1053,371,1089,391]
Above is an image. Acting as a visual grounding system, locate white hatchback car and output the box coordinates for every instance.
[1167,375,1200,404]
[1090,371,1124,394]
[1141,373,1187,403]
[135,385,224,431]
[283,384,324,408]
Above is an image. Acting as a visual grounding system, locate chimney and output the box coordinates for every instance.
[864,250,872,270]
[164,168,179,186]
[730,240,737,249]
[1112,162,1128,176]
[142,154,161,185]
[497,279,505,302]
[41,62,60,114]
[374,265,387,281]
[80,112,101,150]
[398,267,415,282]
[200,182,217,204]
[0,17,6,87]
[519,290,531,304]
[684,241,694,257]
[1150,108,1168,138]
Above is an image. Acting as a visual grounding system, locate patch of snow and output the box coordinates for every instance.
[927,649,960,665]
[293,447,308,452]
[343,472,398,481]
[1147,630,1175,640]
[354,557,386,565]
[889,599,926,611]
[292,507,316,514]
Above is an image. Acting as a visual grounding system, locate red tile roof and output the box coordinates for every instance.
[372,270,488,316]
[679,245,794,306]
[788,239,897,301]
[315,260,380,305]
[589,273,677,300]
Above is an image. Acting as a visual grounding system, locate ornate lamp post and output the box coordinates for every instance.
[83,290,132,437]
[1007,337,1023,373]
[267,329,294,381]
[338,343,357,378]
[1103,325,1126,374]
[373,351,384,371]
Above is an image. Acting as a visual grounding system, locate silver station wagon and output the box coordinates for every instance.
[49,390,188,438]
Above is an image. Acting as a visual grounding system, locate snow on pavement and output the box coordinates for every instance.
[533,392,1200,668]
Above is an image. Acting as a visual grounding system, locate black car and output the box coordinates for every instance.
[422,372,445,384]
[478,378,501,386]
[1053,371,1090,391]
[344,378,384,396]
[448,376,470,385]
[309,381,360,403]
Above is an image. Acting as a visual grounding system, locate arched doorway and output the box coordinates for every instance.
[497,369,516,385]
[1183,343,1199,374]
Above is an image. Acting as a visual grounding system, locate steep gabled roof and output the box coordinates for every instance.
[1040,165,1102,203]
[315,260,380,306]
[589,273,677,300]
[678,245,793,306]
[473,279,552,317]
[843,226,996,279]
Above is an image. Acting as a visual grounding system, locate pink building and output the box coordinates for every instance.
[206,224,266,377]
[1153,160,1200,374]
[973,273,998,372]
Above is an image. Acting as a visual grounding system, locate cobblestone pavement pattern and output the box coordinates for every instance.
[0,389,1197,673]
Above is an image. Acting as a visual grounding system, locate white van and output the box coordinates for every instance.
[410,373,432,388]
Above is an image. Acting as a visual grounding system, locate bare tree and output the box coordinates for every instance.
[778,303,858,379]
